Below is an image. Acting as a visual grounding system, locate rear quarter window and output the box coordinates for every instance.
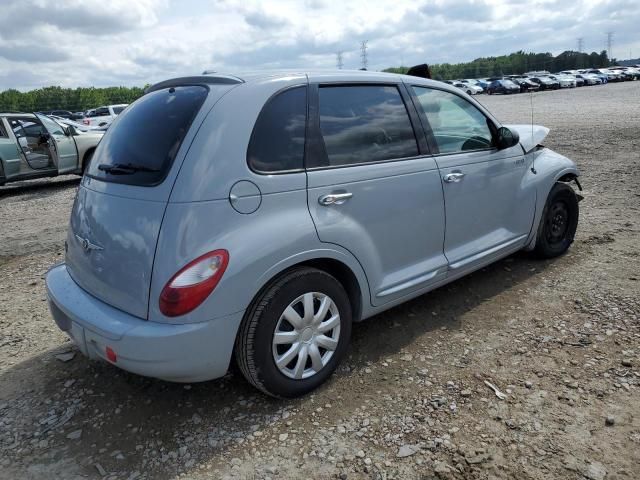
[86,86,208,186]
[247,86,307,173]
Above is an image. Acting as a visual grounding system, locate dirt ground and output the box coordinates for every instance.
[1,81,638,480]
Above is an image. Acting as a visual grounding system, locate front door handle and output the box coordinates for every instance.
[318,192,353,206]
[443,172,465,183]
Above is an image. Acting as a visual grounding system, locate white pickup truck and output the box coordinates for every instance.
[82,104,128,128]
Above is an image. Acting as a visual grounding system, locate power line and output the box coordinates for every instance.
[360,40,368,70]
[336,51,344,69]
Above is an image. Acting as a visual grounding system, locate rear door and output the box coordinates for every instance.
[409,85,535,272]
[0,118,23,179]
[306,83,447,306]
[36,114,78,172]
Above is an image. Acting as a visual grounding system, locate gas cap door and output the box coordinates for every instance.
[228,180,262,214]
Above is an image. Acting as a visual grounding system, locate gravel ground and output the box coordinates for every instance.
[1,81,639,480]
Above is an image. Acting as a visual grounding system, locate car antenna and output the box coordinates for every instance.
[529,89,537,174]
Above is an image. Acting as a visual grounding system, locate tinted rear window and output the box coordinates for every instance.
[317,85,418,167]
[87,86,208,186]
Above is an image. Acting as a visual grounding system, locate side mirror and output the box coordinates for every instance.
[496,126,519,150]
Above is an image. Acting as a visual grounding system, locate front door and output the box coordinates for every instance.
[409,85,536,271]
[306,83,447,306]
[36,114,78,173]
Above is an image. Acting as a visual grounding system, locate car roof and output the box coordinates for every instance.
[153,69,448,89]
[0,112,36,118]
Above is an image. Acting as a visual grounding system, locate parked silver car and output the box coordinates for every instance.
[0,113,102,186]
[46,70,581,397]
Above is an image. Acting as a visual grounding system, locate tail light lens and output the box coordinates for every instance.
[159,250,229,317]
[83,119,90,125]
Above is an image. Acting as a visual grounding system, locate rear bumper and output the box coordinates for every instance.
[45,263,244,382]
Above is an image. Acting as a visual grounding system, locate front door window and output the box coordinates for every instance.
[412,87,494,154]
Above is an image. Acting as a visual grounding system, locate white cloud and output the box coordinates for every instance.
[0,0,638,90]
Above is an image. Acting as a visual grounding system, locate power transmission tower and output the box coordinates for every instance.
[606,32,614,62]
[577,38,584,53]
[360,40,368,70]
[336,51,344,69]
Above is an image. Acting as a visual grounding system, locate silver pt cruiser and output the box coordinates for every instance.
[46,70,581,397]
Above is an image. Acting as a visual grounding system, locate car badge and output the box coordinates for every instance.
[75,234,103,252]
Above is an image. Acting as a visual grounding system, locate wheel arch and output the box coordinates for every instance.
[250,252,369,324]
[524,152,581,251]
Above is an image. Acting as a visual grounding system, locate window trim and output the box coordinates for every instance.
[246,84,308,176]
[408,84,500,157]
[306,82,426,170]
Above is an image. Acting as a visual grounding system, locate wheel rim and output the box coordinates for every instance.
[272,292,340,380]
[545,201,569,246]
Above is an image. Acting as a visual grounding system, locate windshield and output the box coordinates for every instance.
[86,86,208,186]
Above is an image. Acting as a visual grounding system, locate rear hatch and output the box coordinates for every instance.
[66,82,233,319]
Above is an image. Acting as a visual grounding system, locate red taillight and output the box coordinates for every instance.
[159,250,229,317]
[82,119,90,125]
[106,346,117,363]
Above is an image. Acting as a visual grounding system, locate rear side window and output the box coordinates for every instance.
[87,86,208,186]
[247,86,307,173]
[317,85,418,167]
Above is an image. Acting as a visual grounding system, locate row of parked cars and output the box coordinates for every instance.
[39,103,128,129]
[446,65,640,95]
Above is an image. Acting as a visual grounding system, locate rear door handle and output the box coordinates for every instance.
[443,172,465,183]
[318,192,353,206]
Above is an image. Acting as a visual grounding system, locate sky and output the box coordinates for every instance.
[0,0,638,90]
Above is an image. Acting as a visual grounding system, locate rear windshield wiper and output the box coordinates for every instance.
[97,163,161,175]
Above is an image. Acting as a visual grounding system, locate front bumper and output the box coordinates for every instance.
[46,263,244,382]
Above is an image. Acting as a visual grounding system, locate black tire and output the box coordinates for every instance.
[235,267,352,398]
[533,182,579,258]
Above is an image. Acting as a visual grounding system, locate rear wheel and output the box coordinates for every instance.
[533,183,579,258]
[235,267,352,398]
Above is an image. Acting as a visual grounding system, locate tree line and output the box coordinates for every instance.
[383,50,613,80]
[0,50,615,113]
[0,86,145,114]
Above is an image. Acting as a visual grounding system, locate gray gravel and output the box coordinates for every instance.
[1,81,639,479]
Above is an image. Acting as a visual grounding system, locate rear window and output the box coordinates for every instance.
[87,86,208,186]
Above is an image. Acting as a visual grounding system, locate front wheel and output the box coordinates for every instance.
[533,183,579,258]
[235,267,352,398]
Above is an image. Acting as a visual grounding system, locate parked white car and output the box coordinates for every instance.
[549,75,576,88]
[448,81,482,95]
[82,104,128,128]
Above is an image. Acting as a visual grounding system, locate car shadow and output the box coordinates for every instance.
[0,177,80,199]
[0,250,565,479]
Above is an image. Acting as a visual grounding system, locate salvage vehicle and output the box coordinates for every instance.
[46,70,582,398]
[447,81,483,95]
[0,113,103,186]
[511,78,540,92]
[487,79,521,94]
[82,104,127,128]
